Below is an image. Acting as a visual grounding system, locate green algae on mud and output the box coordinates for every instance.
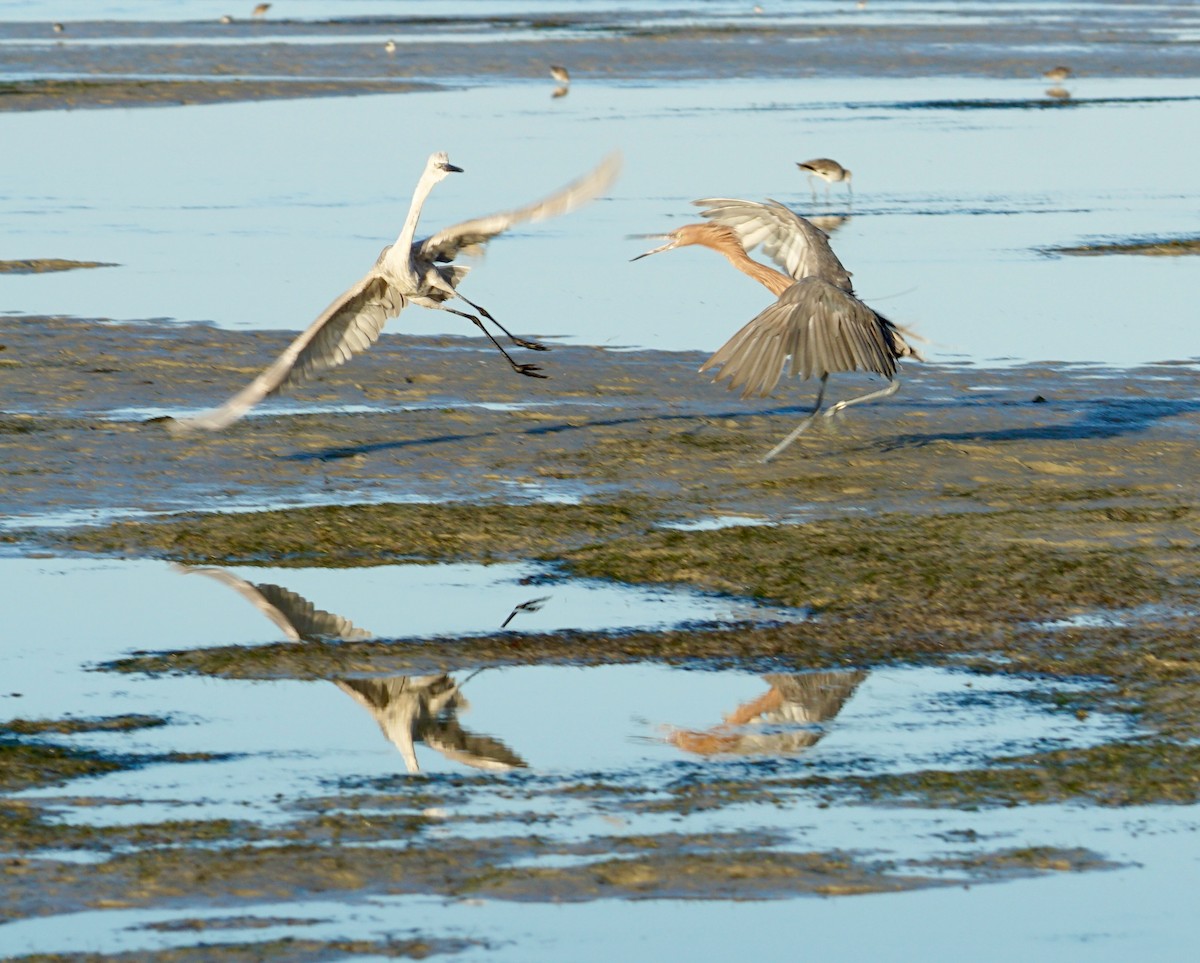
[2,936,483,961]
[837,743,1200,809]
[58,501,651,566]
[1047,237,1200,257]
[0,78,437,112]
[0,743,126,793]
[0,824,1103,922]
[0,258,116,274]
[1,713,167,736]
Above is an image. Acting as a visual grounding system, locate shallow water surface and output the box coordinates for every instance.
[2,77,1198,366]
[3,555,1197,961]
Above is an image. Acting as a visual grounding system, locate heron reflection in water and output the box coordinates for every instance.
[177,566,526,774]
[667,670,867,756]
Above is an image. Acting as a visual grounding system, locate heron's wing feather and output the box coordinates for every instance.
[700,279,896,399]
[417,151,621,263]
[692,198,853,291]
[170,272,403,432]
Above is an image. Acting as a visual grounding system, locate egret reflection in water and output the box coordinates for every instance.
[176,565,527,774]
[667,670,867,756]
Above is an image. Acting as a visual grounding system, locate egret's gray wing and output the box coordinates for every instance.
[417,151,621,263]
[693,198,853,291]
[170,271,403,432]
[699,277,897,398]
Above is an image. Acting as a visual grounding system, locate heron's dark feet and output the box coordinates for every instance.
[511,336,549,352]
[513,363,548,379]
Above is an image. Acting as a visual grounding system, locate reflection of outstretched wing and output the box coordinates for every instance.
[762,670,868,725]
[252,584,373,642]
[177,565,373,642]
[669,669,868,757]
[422,718,528,772]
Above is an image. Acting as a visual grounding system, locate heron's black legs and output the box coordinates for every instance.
[438,305,547,379]
[454,292,549,352]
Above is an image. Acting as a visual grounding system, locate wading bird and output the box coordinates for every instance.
[1043,65,1071,83]
[172,150,620,432]
[634,198,921,461]
[796,157,852,199]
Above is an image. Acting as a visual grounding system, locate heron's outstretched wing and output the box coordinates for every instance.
[693,198,853,292]
[417,151,622,263]
[699,277,896,398]
[169,272,404,432]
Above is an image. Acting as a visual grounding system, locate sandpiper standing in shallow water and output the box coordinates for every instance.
[796,158,853,200]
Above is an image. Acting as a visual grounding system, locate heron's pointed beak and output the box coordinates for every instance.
[441,162,465,174]
[628,233,678,262]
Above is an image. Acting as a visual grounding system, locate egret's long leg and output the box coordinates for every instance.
[761,374,828,463]
[822,378,900,419]
[435,305,547,379]
[454,292,548,352]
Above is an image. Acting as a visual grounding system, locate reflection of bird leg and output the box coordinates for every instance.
[437,305,548,379]
[762,374,828,463]
[453,291,549,352]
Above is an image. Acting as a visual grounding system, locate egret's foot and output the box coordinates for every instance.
[512,337,549,352]
[513,363,548,379]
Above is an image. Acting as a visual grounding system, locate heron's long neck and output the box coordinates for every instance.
[700,237,793,297]
[394,169,439,252]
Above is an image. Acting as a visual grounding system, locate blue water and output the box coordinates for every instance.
[3,77,1199,365]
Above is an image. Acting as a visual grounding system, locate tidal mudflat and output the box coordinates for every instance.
[2,2,1200,960]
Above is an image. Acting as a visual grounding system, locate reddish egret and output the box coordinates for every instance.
[172,150,621,432]
[634,198,921,461]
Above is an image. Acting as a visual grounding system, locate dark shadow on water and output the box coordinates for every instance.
[880,397,1200,451]
[861,94,1200,112]
[280,395,1200,462]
